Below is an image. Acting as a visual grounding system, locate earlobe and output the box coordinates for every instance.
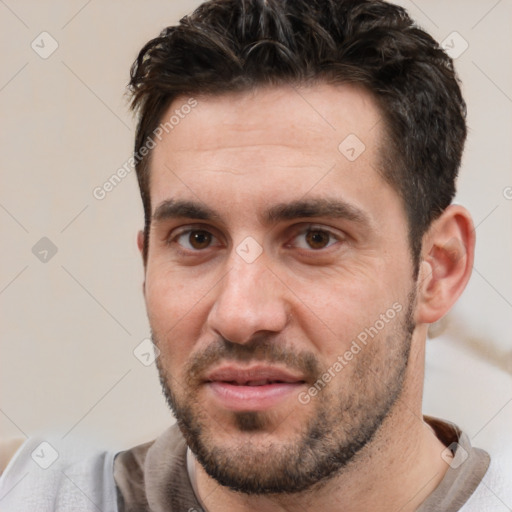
[415,205,475,325]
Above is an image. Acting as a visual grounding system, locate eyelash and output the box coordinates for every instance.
[288,226,341,250]
[173,229,220,251]
[166,224,344,254]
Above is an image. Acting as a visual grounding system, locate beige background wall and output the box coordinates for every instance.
[1,0,511,455]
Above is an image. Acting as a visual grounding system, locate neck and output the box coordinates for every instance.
[193,417,448,512]
[193,333,450,512]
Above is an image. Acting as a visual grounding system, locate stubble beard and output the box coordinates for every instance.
[153,292,416,495]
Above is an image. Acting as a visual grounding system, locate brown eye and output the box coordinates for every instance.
[305,230,331,249]
[188,230,212,249]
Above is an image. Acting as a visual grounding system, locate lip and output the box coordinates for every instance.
[204,364,306,411]
[205,365,305,384]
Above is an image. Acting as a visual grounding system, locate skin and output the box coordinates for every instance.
[137,83,475,511]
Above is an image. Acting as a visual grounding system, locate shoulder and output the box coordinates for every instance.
[0,436,119,512]
[114,423,189,511]
[460,444,512,511]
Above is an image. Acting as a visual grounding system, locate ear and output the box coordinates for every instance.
[137,230,146,295]
[137,229,145,254]
[415,205,475,324]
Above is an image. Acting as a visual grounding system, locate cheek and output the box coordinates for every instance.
[144,266,215,362]
[287,270,407,358]
[145,261,217,319]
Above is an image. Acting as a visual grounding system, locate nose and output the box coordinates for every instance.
[206,252,289,344]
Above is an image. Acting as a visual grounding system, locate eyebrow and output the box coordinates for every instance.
[264,198,371,227]
[153,199,219,222]
[152,197,372,228]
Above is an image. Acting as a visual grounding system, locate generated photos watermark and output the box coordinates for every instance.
[92,97,198,200]
[298,301,403,405]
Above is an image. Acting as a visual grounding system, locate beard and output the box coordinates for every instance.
[153,291,416,495]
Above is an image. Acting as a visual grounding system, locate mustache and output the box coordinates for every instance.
[181,335,321,385]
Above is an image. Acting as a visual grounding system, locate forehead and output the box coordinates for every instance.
[156,83,382,160]
[148,83,396,223]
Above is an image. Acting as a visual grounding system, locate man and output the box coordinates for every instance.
[0,0,510,510]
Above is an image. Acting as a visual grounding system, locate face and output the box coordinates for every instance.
[143,83,418,494]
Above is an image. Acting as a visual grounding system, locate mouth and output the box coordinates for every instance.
[204,365,307,411]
